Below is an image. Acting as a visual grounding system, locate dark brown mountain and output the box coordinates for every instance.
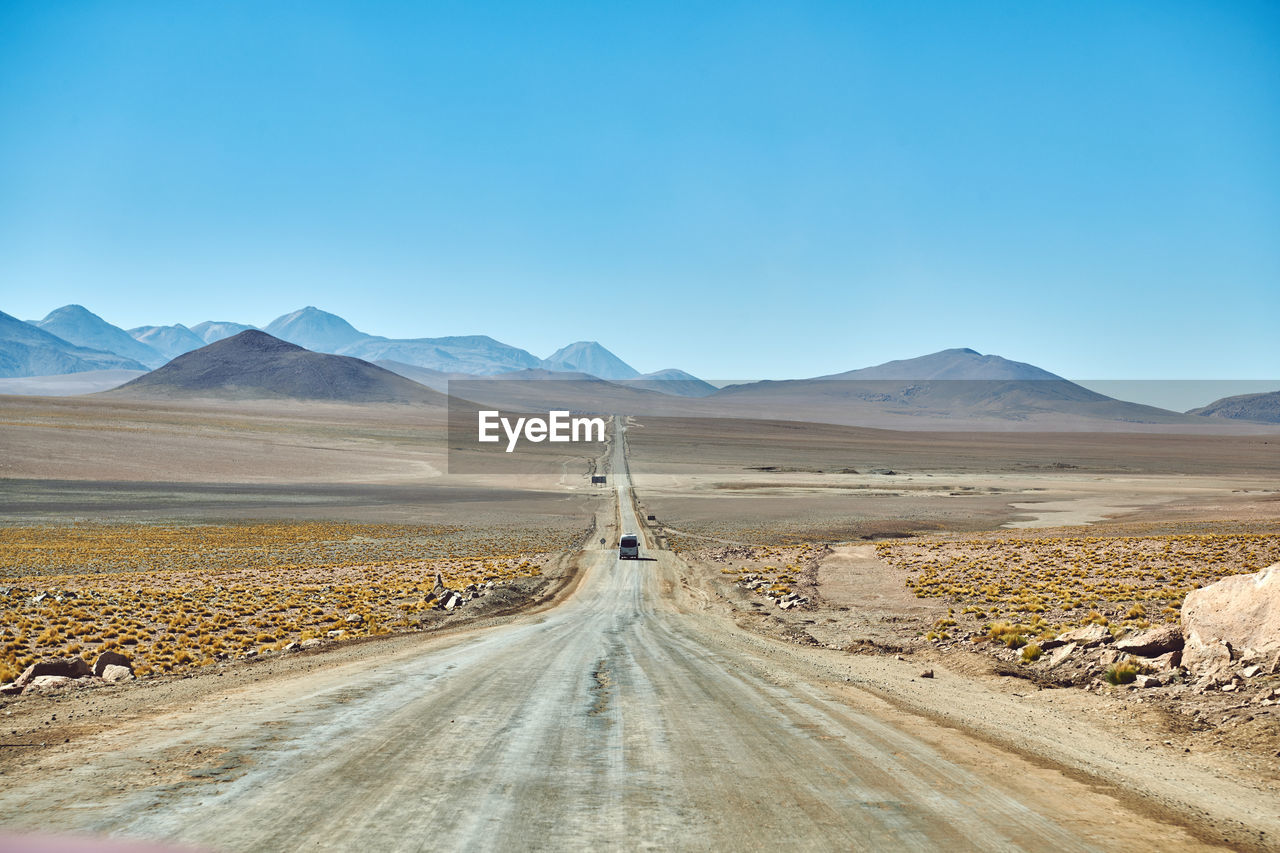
[1188,390,1280,424]
[711,349,1215,430]
[110,330,446,404]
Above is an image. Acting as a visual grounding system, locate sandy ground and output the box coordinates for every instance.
[0,370,145,397]
[625,414,1280,540]
[0,395,604,526]
[1,402,1278,849]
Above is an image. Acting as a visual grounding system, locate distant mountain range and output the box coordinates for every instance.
[0,304,686,384]
[1,303,1276,430]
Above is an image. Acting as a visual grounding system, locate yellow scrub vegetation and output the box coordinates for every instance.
[0,521,580,680]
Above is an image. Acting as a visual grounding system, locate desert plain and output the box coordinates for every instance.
[1,394,1279,850]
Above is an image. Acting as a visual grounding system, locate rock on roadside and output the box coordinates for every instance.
[1182,563,1280,679]
[93,650,133,677]
[24,675,75,692]
[100,664,134,683]
[14,657,92,687]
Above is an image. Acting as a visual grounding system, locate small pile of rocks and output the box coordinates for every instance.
[735,574,809,610]
[431,574,496,611]
[1,651,135,697]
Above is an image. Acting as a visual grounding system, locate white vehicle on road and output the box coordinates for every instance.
[618,534,639,560]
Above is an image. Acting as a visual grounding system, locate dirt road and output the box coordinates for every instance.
[0,422,1266,851]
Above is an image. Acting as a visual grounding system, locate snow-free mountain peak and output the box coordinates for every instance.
[129,324,207,361]
[543,341,640,380]
[264,307,371,353]
[0,310,150,377]
[37,305,166,369]
[822,348,1063,382]
[191,320,257,344]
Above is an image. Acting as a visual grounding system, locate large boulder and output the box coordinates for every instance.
[1115,624,1183,657]
[100,664,135,683]
[92,650,133,677]
[14,657,92,687]
[1182,564,1280,677]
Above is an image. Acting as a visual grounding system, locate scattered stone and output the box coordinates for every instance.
[92,651,132,678]
[300,638,323,650]
[284,642,300,652]
[1135,674,1163,689]
[326,629,345,639]
[1221,683,1238,692]
[25,675,73,691]
[1241,664,1262,679]
[918,669,934,679]
[0,683,22,696]
[100,664,134,683]
[1096,649,1119,667]
[1182,563,1280,677]
[345,613,364,624]
[1115,624,1183,657]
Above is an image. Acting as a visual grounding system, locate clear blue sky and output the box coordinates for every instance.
[1,1,1276,379]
